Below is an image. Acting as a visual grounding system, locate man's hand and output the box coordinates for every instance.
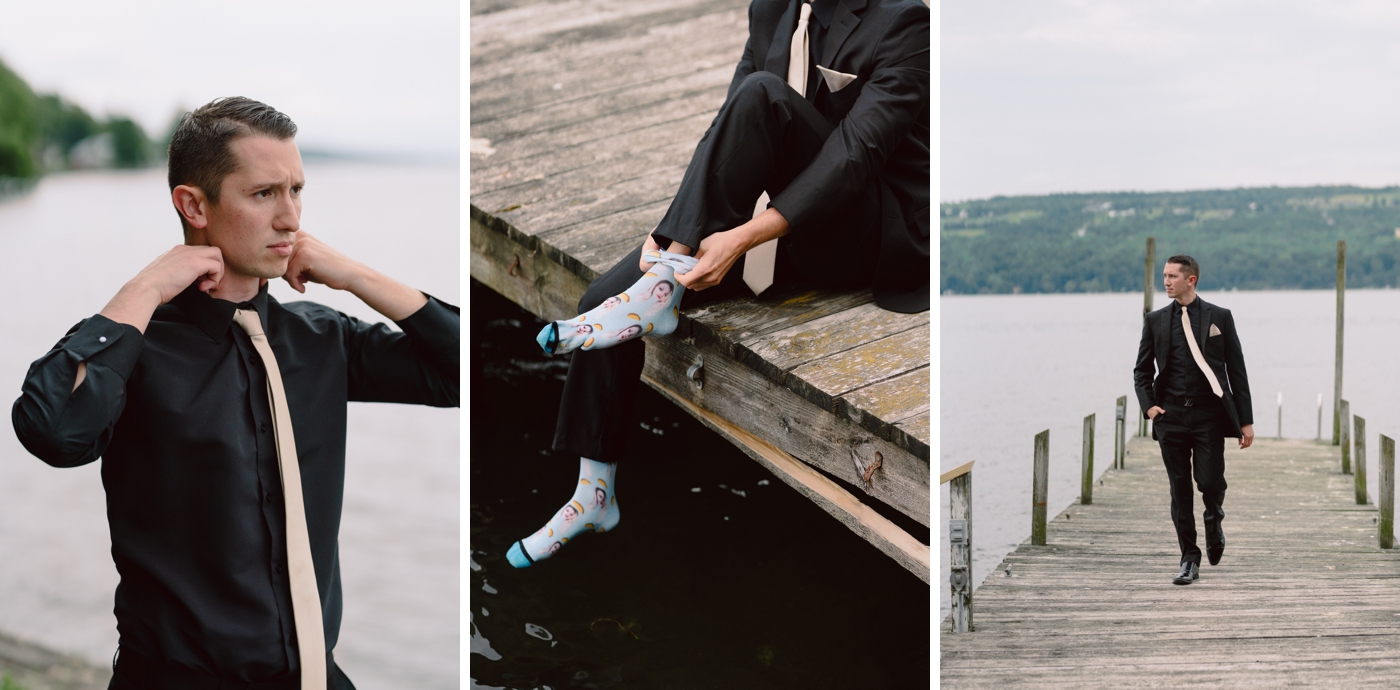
[1147,406,1165,420]
[638,232,692,271]
[677,207,790,291]
[100,245,226,333]
[283,231,427,321]
[1239,424,1254,449]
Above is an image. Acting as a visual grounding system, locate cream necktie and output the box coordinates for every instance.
[743,0,812,297]
[233,309,326,690]
[1181,305,1224,398]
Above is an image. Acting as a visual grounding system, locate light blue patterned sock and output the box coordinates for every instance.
[507,458,619,568]
[536,250,697,356]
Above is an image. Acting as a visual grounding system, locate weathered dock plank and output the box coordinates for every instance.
[942,436,1400,686]
[471,0,930,580]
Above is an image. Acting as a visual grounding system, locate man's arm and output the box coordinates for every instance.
[282,232,457,407]
[1133,313,1163,419]
[1222,311,1253,446]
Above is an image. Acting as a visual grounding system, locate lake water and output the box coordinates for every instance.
[468,281,930,689]
[939,289,1400,621]
[0,163,460,689]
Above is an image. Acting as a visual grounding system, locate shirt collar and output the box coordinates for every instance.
[810,0,837,29]
[170,280,271,343]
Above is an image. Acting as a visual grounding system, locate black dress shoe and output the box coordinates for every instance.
[1173,561,1198,585]
[1207,542,1224,566]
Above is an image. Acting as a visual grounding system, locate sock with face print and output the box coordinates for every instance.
[536,250,697,356]
[506,457,619,568]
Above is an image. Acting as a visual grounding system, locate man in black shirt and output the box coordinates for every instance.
[1133,255,1253,586]
[11,97,458,688]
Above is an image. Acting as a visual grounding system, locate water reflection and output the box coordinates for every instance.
[470,280,929,689]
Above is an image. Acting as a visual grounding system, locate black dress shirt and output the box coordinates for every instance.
[12,281,458,682]
[1164,296,1213,399]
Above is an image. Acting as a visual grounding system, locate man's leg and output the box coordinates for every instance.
[1157,406,1203,569]
[1197,404,1229,565]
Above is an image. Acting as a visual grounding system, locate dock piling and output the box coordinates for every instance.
[1140,237,1155,439]
[1334,240,1345,445]
[1114,396,1127,469]
[1032,430,1049,546]
[1340,399,1352,474]
[1354,415,1368,505]
[1276,392,1283,440]
[942,461,974,633]
[1316,393,1322,441]
[1380,434,1394,549]
[1081,414,1095,505]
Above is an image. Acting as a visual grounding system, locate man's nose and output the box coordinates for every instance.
[274,194,300,233]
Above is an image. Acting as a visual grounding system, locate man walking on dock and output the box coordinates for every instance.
[1133,255,1253,585]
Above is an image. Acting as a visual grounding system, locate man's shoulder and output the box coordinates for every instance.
[1198,298,1233,318]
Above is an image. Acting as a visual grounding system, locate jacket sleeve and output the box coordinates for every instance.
[768,1,929,233]
[724,3,759,103]
[344,294,459,407]
[1222,310,1253,426]
[1133,312,1158,418]
[12,316,145,467]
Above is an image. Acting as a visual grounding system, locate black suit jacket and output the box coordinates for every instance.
[1133,298,1254,439]
[731,0,930,312]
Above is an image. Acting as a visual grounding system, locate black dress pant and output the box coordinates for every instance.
[552,71,882,463]
[1155,399,1229,566]
[108,646,356,690]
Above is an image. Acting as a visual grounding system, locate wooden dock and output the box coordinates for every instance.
[942,436,1400,686]
[469,0,931,580]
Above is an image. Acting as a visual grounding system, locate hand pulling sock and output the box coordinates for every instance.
[536,250,697,356]
[507,457,619,568]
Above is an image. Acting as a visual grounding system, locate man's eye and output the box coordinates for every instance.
[256,189,273,198]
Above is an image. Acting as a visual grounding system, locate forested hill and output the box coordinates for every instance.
[940,186,1400,294]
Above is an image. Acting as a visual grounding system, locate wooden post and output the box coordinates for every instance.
[1340,399,1351,474]
[1316,393,1322,442]
[1276,392,1283,440]
[1032,430,1049,546]
[1081,414,1095,505]
[1354,415,1368,505]
[1380,434,1394,549]
[944,461,974,633]
[1334,240,1345,445]
[1115,396,1127,469]
[1140,237,1155,440]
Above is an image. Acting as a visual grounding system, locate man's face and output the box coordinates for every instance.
[1163,262,1196,299]
[200,135,304,282]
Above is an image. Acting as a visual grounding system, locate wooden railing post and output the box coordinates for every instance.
[1340,399,1352,475]
[1276,392,1283,440]
[1140,237,1154,441]
[1115,396,1127,469]
[1032,430,1049,546]
[1380,434,1394,550]
[1316,393,1323,442]
[1081,414,1095,505]
[1354,415,1368,505]
[942,461,974,633]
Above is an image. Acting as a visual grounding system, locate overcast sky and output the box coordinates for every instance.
[0,0,457,159]
[943,1,1400,201]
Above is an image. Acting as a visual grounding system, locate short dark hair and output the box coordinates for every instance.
[1166,254,1200,281]
[167,97,297,225]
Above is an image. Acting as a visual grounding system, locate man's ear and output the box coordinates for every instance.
[1188,275,1198,288]
[172,185,210,231]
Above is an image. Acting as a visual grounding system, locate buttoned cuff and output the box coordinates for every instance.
[64,315,145,381]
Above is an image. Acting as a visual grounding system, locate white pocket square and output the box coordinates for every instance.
[816,64,858,93]
[1209,324,1221,337]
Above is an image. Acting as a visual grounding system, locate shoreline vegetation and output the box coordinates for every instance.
[0,58,160,200]
[941,185,1400,294]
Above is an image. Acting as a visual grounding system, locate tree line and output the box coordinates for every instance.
[0,58,158,180]
[941,186,1400,294]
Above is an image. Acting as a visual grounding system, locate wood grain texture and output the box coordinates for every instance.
[941,436,1400,687]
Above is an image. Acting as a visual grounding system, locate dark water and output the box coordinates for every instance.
[468,280,929,690]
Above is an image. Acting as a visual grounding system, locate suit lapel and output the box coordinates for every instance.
[1197,300,1212,355]
[820,0,866,67]
[765,0,800,78]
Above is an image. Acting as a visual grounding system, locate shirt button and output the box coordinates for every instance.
[260,422,268,433]
[274,562,284,574]
[265,491,275,504]
[98,336,107,343]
